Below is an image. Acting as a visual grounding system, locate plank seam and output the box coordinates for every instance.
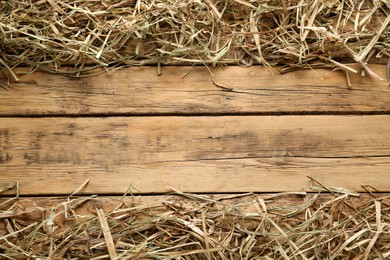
[147,154,390,164]
[1,111,390,118]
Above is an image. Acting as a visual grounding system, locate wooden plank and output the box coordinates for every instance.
[1,115,389,195]
[1,65,389,116]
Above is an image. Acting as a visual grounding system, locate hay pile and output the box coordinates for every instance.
[1,0,389,78]
[1,183,389,259]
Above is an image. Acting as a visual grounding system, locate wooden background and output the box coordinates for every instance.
[0,65,389,195]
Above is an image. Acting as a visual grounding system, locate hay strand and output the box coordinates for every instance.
[96,208,117,260]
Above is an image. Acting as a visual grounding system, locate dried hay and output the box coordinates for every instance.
[0,0,389,78]
[1,182,389,259]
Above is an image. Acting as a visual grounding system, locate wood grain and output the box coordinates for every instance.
[1,65,389,116]
[1,116,389,195]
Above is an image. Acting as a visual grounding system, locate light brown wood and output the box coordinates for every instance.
[0,65,389,116]
[1,115,389,195]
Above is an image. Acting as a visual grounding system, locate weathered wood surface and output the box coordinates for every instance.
[0,65,389,116]
[1,115,389,195]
